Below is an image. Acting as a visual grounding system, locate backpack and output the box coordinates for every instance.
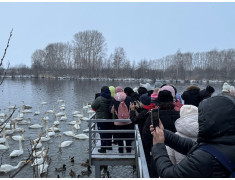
[116,101,130,119]
[198,144,235,178]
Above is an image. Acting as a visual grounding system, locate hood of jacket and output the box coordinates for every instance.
[114,92,127,102]
[175,113,198,139]
[198,95,235,144]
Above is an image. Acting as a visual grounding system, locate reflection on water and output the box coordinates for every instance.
[0,78,226,178]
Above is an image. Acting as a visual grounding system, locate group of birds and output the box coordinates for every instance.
[0,98,95,178]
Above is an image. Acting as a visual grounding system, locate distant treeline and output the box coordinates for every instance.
[5,30,235,80]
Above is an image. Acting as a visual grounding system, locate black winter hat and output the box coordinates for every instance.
[124,87,134,96]
[140,93,151,105]
[138,87,147,96]
[206,85,215,94]
[157,90,173,103]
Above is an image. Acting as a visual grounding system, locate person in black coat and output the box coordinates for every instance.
[199,85,215,102]
[130,93,155,137]
[124,87,140,102]
[141,90,180,177]
[181,85,201,107]
[150,95,235,178]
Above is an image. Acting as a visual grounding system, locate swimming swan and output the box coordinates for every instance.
[10,139,23,157]
[0,161,25,173]
[58,134,73,148]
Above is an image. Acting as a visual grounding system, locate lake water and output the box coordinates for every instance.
[0,78,226,178]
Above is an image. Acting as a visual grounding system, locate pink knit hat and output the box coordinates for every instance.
[115,86,124,93]
[158,85,175,98]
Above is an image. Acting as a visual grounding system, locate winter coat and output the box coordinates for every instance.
[110,92,132,126]
[91,96,112,119]
[181,85,201,107]
[199,89,211,101]
[152,95,235,178]
[142,109,180,171]
[130,103,155,135]
[166,109,198,164]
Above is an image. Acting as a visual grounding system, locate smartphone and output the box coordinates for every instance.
[151,108,159,128]
[134,101,137,105]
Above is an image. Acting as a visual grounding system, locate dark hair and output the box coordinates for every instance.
[158,102,175,110]
[124,87,134,96]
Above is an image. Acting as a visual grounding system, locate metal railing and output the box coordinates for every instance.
[88,114,149,178]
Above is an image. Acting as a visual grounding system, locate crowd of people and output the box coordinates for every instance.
[91,82,235,178]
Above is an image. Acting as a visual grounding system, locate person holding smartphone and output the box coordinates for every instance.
[130,93,155,137]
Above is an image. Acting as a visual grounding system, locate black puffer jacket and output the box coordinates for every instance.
[91,96,112,119]
[181,85,201,107]
[152,96,235,178]
[130,108,149,135]
[142,109,180,174]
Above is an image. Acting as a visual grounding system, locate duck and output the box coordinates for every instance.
[22,101,32,109]
[10,139,23,157]
[0,136,9,149]
[57,134,73,148]
[34,107,40,116]
[73,120,80,130]
[0,161,25,173]
[55,164,66,172]
[0,126,6,143]
[81,159,89,167]
[73,133,89,140]
[63,127,75,137]
[60,113,67,121]
[81,165,92,176]
[12,130,25,141]
[69,156,74,163]
[69,169,76,178]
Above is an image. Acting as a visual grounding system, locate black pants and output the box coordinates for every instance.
[115,123,134,153]
[97,122,113,149]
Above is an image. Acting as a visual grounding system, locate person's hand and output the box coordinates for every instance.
[149,119,164,133]
[130,102,135,111]
[134,101,140,109]
[151,126,165,145]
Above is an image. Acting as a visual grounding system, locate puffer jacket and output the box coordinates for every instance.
[152,96,235,178]
[166,106,198,164]
[91,96,112,119]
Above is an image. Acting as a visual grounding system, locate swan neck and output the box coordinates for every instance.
[19,140,23,150]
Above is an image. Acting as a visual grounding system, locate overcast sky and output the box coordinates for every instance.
[1,2,235,67]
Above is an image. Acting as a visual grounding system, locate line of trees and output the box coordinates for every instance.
[6,30,235,81]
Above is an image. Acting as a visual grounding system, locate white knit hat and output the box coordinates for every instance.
[222,82,230,92]
[230,86,235,97]
[180,105,198,117]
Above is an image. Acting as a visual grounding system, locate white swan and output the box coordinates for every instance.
[60,113,67,121]
[34,107,40,115]
[31,151,45,166]
[54,116,60,126]
[0,126,6,143]
[82,102,90,109]
[57,97,64,103]
[73,120,80,130]
[0,109,6,117]
[29,124,43,129]
[32,139,42,149]
[48,125,56,137]
[38,157,48,177]
[73,113,83,118]
[73,134,89,139]
[46,109,55,114]
[33,147,46,158]
[58,134,73,148]
[13,121,24,132]
[68,120,77,125]
[12,130,25,141]
[60,106,65,110]
[72,108,80,115]
[14,110,23,121]
[0,161,25,173]
[56,111,65,117]
[83,128,89,133]
[40,99,48,105]
[18,118,31,125]
[8,102,15,109]
[0,136,9,149]
[63,127,75,137]
[41,130,50,142]
[60,101,66,107]
[81,116,89,121]
[10,139,23,157]
[42,114,49,121]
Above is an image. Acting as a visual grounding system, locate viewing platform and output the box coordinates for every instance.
[88,114,149,178]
